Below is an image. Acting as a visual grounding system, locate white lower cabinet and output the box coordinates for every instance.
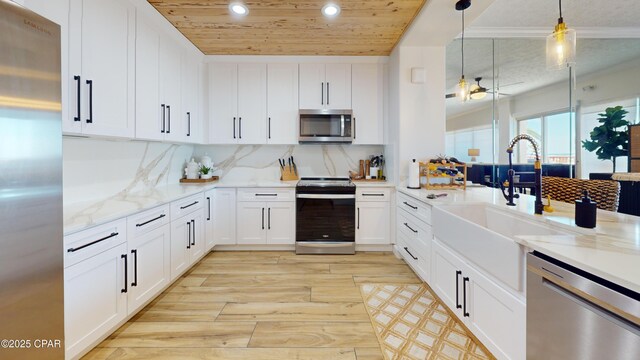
[236,188,295,245]
[170,211,204,280]
[64,219,128,359]
[205,188,237,246]
[237,201,295,244]
[170,193,205,280]
[126,206,171,314]
[432,239,525,360]
[356,188,391,245]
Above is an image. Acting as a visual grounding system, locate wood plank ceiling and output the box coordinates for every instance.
[148,0,428,55]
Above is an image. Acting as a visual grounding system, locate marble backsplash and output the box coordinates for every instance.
[63,137,194,205]
[194,144,385,182]
[63,138,384,205]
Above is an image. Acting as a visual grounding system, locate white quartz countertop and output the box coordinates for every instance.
[63,179,391,235]
[397,185,640,293]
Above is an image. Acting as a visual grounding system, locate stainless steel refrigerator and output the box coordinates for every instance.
[0,1,64,359]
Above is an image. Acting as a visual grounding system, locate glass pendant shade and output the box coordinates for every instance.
[457,77,469,103]
[546,22,576,70]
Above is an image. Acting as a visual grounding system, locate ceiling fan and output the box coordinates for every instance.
[445,77,521,100]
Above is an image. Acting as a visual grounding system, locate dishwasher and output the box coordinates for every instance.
[527,252,640,359]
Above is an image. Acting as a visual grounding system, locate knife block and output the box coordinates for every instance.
[280,167,299,181]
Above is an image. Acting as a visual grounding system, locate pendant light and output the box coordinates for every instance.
[546,0,576,70]
[469,77,488,100]
[456,0,471,102]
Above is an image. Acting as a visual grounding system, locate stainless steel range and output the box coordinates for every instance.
[296,177,356,254]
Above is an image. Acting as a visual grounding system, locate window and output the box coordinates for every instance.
[516,112,574,164]
[445,126,494,163]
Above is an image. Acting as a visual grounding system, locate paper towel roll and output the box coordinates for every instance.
[408,159,420,189]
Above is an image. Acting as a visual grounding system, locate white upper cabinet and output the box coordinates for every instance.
[237,63,267,144]
[299,63,351,110]
[159,38,182,142]
[181,54,202,143]
[134,16,161,141]
[352,63,384,144]
[209,63,266,144]
[68,0,135,138]
[267,64,298,144]
[135,15,191,143]
[209,63,238,144]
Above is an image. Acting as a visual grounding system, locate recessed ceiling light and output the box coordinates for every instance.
[322,3,341,17]
[229,2,248,16]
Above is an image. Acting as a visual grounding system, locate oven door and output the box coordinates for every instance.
[296,193,355,243]
[298,110,352,143]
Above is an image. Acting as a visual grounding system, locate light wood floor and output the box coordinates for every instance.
[83,251,422,360]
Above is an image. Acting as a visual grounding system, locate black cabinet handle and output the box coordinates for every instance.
[67,232,118,253]
[353,117,356,139]
[121,254,128,293]
[327,82,330,105]
[135,213,165,227]
[233,117,236,139]
[166,105,171,133]
[321,82,324,105]
[74,75,81,121]
[206,197,211,221]
[261,208,265,230]
[187,112,191,137]
[268,208,271,230]
[455,270,462,309]
[131,249,138,287]
[363,193,384,197]
[403,247,418,260]
[191,219,196,246]
[268,117,271,139]
[357,207,360,229]
[161,104,166,133]
[180,201,199,210]
[186,221,191,249]
[86,79,93,123]
[255,193,277,197]
[403,222,418,233]
[403,201,418,210]
[463,277,470,317]
[238,117,242,139]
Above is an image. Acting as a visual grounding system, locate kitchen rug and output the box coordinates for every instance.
[360,284,494,360]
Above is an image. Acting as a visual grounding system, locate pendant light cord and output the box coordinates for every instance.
[558,0,563,23]
[461,9,465,78]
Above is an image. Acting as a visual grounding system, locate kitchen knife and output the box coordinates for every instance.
[291,156,298,176]
[278,159,285,171]
[288,157,292,172]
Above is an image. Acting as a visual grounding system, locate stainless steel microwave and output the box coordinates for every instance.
[298,109,353,143]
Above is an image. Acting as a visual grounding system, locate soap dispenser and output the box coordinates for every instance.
[575,190,597,228]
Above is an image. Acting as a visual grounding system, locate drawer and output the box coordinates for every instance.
[397,232,429,280]
[127,204,170,238]
[171,192,204,219]
[237,188,295,202]
[356,188,391,202]
[397,192,432,224]
[64,218,127,268]
[397,211,432,248]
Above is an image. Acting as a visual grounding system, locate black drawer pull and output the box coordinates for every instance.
[403,247,418,260]
[136,213,166,227]
[403,222,418,233]
[463,277,470,317]
[187,112,191,136]
[180,201,199,210]
[363,193,385,197]
[67,232,118,253]
[131,249,138,287]
[86,79,93,123]
[403,201,418,210]
[255,193,278,197]
[455,270,462,309]
[186,221,191,249]
[206,197,211,221]
[191,219,196,246]
[121,254,128,293]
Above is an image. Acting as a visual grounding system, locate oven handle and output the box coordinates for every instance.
[296,194,355,199]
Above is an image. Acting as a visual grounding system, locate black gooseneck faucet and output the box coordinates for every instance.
[501,134,544,215]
